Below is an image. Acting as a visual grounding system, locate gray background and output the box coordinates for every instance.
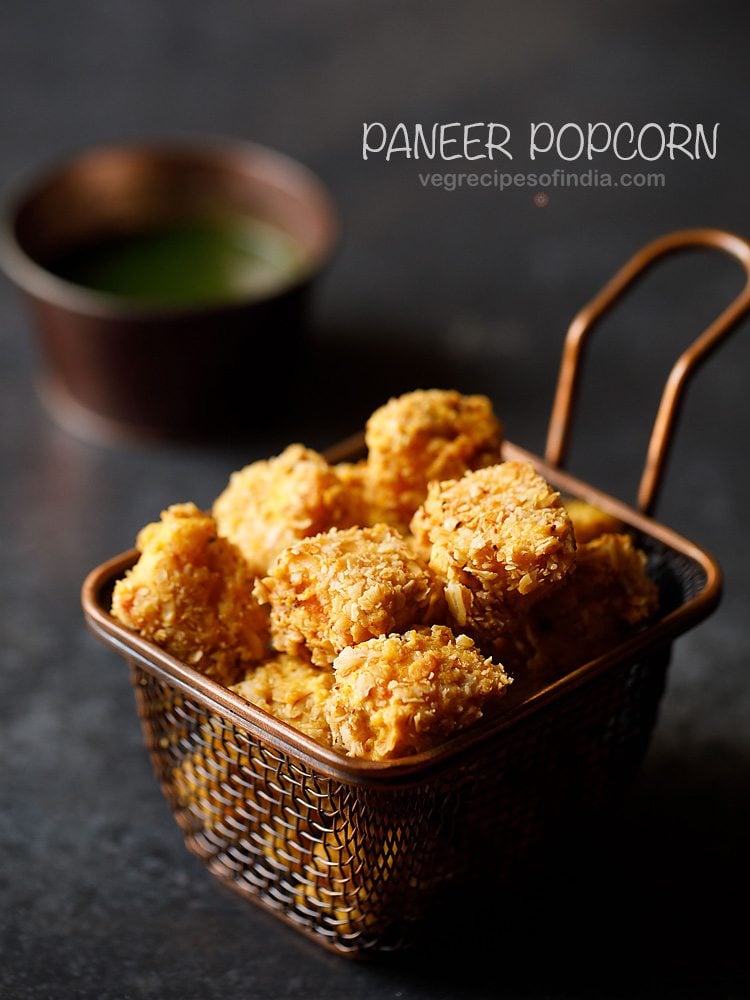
[2,2,749,998]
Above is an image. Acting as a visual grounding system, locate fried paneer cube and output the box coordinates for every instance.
[410,461,576,663]
[333,460,375,528]
[111,503,269,685]
[231,654,334,747]
[254,524,442,667]
[365,389,503,529]
[564,498,624,544]
[325,625,512,760]
[213,444,355,575]
[527,532,659,671]
[412,457,575,612]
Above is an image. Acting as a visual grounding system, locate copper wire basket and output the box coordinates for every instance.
[82,229,750,956]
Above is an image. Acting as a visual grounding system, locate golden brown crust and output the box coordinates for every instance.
[410,461,576,658]
[526,532,659,671]
[365,389,503,529]
[412,461,575,599]
[254,524,444,667]
[111,503,269,685]
[326,625,511,760]
[231,654,334,747]
[333,460,378,528]
[213,444,356,575]
[564,498,624,544]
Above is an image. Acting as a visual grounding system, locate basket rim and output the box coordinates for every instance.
[81,438,722,786]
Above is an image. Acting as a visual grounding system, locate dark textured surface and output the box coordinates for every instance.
[2,2,749,997]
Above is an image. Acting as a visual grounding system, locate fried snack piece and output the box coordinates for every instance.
[411,461,575,602]
[326,625,512,761]
[254,524,442,667]
[365,389,503,529]
[333,460,375,528]
[527,532,659,672]
[111,503,269,685]
[231,654,334,747]
[564,498,624,544]
[411,461,576,664]
[213,444,355,575]
[411,461,575,654]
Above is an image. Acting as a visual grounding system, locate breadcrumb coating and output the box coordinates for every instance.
[231,654,334,747]
[111,503,269,685]
[527,532,659,671]
[564,498,624,544]
[254,524,443,667]
[213,444,355,575]
[410,461,575,661]
[412,459,575,598]
[365,389,503,529]
[326,625,511,760]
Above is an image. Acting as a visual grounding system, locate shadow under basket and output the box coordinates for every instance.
[81,227,750,956]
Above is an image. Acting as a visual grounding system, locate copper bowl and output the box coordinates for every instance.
[0,138,339,444]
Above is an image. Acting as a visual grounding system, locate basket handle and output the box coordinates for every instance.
[544,227,750,516]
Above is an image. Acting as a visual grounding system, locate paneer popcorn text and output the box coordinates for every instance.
[362,122,719,163]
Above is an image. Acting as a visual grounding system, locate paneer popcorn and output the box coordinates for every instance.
[111,389,658,760]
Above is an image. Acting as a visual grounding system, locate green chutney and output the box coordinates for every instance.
[49,218,306,307]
